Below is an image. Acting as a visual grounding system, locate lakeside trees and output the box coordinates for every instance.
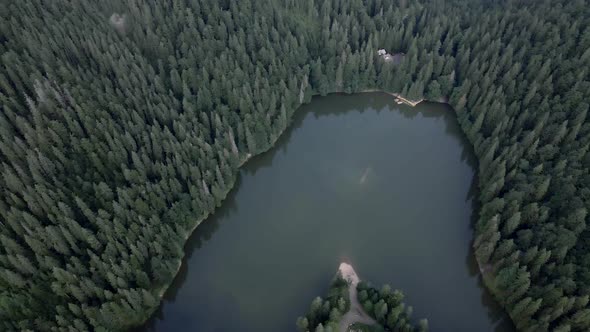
[357,281,428,332]
[296,276,427,332]
[0,0,589,330]
[296,274,350,332]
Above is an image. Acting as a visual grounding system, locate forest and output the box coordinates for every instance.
[296,275,426,332]
[1,0,589,331]
[296,274,350,332]
[356,281,427,331]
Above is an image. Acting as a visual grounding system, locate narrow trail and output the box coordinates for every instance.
[337,263,377,332]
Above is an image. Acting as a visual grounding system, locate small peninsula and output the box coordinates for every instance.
[297,263,428,332]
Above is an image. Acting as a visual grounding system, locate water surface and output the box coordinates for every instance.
[144,93,514,332]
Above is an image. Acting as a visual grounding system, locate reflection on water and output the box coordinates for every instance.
[359,166,371,185]
[142,92,514,332]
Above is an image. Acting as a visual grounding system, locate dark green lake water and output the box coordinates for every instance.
[144,93,514,332]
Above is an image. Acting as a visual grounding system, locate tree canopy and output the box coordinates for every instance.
[1,0,589,330]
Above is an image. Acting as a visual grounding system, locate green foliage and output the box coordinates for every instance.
[348,322,386,332]
[1,0,590,330]
[296,274,350,332]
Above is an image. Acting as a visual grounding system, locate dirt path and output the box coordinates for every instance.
[337,263,377,332]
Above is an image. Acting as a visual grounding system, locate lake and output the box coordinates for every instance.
[143,92,515,332]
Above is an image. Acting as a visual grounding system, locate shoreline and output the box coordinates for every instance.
[150,89,492,328]
[360,89,424,106]
[154,89,453,302]
[154,141,272,299]
[359,89,449,106]
[337,263,377,332]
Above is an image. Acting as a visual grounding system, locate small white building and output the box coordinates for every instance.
[377,49,405,64]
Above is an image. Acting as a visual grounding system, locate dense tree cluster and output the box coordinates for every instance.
[1,0,307,330]
[1,0,589,330]
[296,275,350,332]
[357,281,428,332]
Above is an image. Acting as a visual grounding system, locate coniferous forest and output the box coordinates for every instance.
[356,281,428,332]
[296,275,350,332]
[1,0,590,331]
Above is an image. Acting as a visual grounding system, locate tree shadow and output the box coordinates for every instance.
[141,91,514,331]
[139,176,242,331]
[463,143,515,332]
